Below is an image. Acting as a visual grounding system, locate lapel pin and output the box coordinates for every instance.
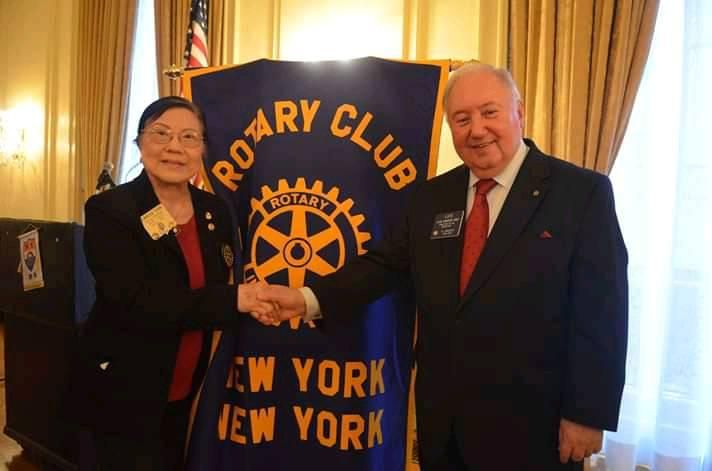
[532,190,540,197]
[205,211,213,220]
[222,244,234,268]
[539,230,553,239]
[208,223,215,231]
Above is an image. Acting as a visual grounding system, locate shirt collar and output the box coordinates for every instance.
[468,140,529,190]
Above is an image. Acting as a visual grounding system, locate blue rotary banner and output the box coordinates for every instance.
[184,57,448,471]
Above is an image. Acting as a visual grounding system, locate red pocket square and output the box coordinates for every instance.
[539,230,553,239]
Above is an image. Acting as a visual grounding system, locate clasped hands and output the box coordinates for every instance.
[237,281,306,325]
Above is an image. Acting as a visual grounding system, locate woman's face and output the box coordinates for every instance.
[138,107,204,187]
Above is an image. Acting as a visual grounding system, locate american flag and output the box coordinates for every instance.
[183,0,209,68]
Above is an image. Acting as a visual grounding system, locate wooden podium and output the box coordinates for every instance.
[0,218,94,470]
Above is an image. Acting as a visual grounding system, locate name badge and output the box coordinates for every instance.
[430,210,464,239]
[140,204,177,240]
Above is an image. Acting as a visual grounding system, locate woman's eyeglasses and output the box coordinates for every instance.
[143,127,204,148]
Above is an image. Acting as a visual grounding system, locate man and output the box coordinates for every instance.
[257,63,628,470]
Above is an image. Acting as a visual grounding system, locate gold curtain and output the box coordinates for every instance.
[75,0,137,208]
[509,0,659,174]
[208,0,227,65]
[155,0,190,96]
[155,0,227,97]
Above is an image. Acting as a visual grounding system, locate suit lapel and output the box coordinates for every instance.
[457,147,551,310]
[438,165,470,299]
[190,186,223,284]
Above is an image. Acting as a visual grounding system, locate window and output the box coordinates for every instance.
[607,0,712,469]
[118,0,158,183]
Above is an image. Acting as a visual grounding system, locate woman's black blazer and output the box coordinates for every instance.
[72,171,240,437]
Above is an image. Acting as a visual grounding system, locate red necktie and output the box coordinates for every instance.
[459,178,497,296]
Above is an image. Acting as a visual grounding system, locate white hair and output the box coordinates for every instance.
[443,62,522,112]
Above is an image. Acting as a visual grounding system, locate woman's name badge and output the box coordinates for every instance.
[140,204,177,240]
[430,210,464,239]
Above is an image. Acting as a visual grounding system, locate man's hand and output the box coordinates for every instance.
[253,285,306,325]
[237,281,276,318]
[558,418,602,463]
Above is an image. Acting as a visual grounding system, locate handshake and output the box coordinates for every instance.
[237,281,309,325]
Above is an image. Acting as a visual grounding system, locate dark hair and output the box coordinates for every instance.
[134,96,207,145]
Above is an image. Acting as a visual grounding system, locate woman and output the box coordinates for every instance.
[73,96,271,469]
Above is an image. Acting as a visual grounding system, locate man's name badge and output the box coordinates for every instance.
[140,204,177,240]
[430,210,464,239]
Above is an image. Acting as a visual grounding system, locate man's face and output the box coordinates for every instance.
[446,71,524,178]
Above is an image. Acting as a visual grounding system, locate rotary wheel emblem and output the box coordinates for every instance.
[244,178,371,287]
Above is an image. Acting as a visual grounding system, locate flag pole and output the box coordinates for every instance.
[164,58,478,80]
[163,64,183,80]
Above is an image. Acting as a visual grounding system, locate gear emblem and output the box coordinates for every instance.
[244,178,371,288]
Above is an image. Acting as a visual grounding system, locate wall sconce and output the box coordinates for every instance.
[0,109,27,166]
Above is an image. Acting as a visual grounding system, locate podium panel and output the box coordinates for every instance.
[0,218,95,470]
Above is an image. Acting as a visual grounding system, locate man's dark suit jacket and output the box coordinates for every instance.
[72,171,239,437]
[311,139,628,470]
